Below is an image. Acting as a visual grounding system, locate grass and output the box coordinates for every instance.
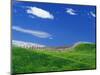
[12,43,96,74]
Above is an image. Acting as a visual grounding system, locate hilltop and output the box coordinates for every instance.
[12,40,95,51]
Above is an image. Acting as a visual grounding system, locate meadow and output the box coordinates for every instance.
[12,43,96,74]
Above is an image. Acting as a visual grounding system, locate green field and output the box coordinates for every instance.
[12,43,96,74]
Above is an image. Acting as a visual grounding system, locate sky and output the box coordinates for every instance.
[12,1,96,47]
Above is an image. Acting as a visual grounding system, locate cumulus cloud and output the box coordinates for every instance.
[26,6,54,19]
[66,8,77,15]
[12,26,52,39]
[90,11,96,17]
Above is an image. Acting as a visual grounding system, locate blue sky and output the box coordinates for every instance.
[12,1,96,47]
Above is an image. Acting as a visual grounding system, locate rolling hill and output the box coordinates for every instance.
[12,42,96,74]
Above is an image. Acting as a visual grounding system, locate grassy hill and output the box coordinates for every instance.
[12,43,96,74]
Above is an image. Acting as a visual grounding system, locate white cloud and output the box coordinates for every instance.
[66,8,77,15]
[12,40,46,47]
[90,11,96,17]
[26,6,54,19]
[12,26,52,39]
